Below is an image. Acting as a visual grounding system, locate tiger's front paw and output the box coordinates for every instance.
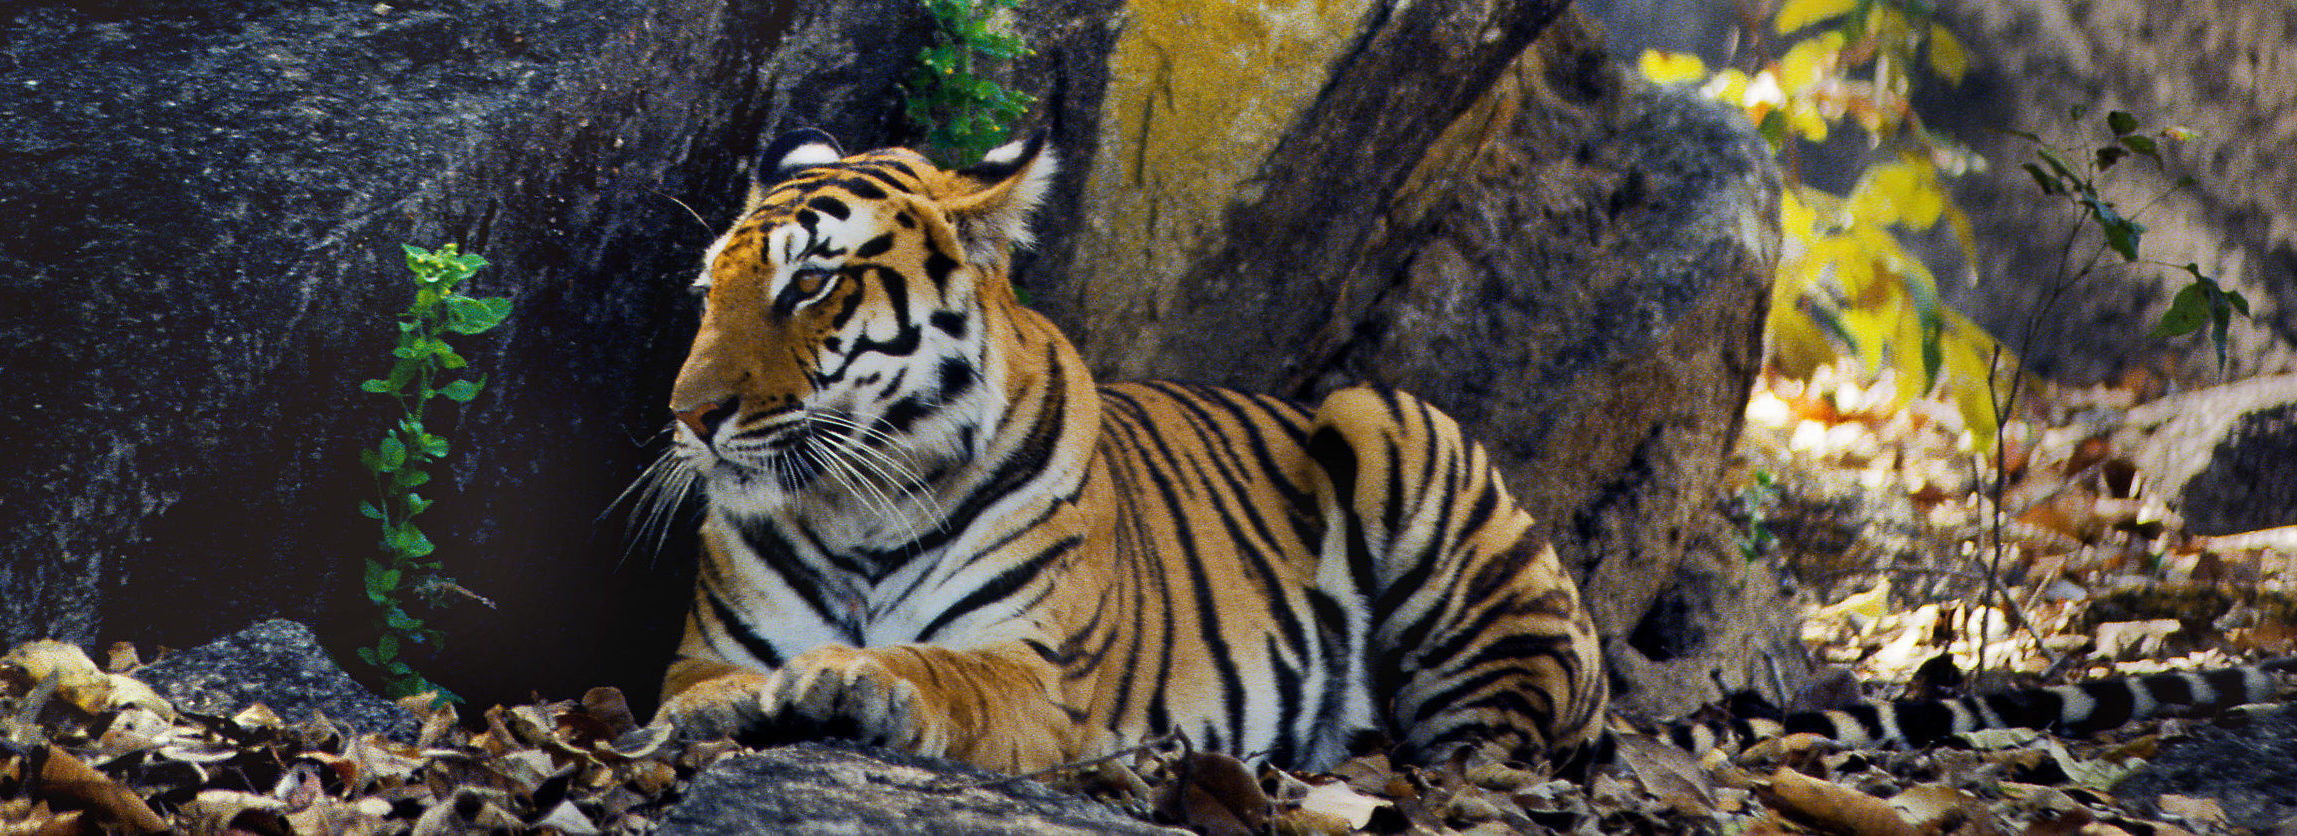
[664,647,952,758]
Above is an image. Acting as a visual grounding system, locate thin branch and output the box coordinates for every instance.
[931,730,1188,792]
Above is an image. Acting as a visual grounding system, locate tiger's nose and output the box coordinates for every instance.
[675,397,740,440]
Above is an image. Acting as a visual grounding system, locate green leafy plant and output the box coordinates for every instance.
[1732,469,1781,563]
[905,0,1034,165]
[2012,112,2250,373]
[356,243,511,700]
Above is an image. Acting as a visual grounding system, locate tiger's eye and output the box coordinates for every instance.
[792,268,833,298]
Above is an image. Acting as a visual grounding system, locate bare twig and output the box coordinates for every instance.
[930,730,1188,792]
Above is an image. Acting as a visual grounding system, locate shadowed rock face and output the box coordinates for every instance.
[5,0,1779,720]
[0,0,804,708]
[1038,12,1792,716]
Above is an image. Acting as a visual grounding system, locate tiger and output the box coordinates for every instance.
[641,126,1610,774]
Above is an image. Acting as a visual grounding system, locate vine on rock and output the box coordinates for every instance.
[355,243,510,701]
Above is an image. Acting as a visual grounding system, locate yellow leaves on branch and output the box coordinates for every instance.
[1928,24,1970,82]
[1637,1,2009,449]
[1637,49,1707,85]
[1774,0,1856,35]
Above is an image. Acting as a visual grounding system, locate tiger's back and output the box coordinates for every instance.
[648,127,1606,773]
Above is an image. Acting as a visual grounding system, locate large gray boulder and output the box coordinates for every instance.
[0,0,800,708]
[5,0,1781,720]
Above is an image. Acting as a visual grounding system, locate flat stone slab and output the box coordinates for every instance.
[659,741,1184,835]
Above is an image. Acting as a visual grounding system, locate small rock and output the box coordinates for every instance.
[129,620,418,741]
[2114,713,2297,831]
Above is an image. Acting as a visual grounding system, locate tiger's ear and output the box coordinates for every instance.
[940,128,1056,263]
[746,128,845,212]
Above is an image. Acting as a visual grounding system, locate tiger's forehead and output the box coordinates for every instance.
[750,148,942,223]
[695,149,945,292]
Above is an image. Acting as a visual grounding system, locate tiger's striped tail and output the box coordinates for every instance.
[1660,658,2297,756]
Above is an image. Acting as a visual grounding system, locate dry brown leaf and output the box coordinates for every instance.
[1325,753,1394,796]
[1759,766,1918,836]
[1156,752,1267,836]
[282,798,395,836]
[2152,795,2226,827]
[0,642,174,722]
[178,789,288,836]
[1294,780,1386,830]
[1738,732,1837,767]
[580,687,639,738]
[1613,732,1716,814]
[0,800,85,836]
[31,744,168,833]
[102,643,138,675]
[1889,783,1982,831]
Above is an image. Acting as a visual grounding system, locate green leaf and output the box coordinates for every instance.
[2151,282,2209,337]
[369,563,403,594]
[359,500,383,520]
[2082,196,2144,260]
[356,646,379,666]
[2094,146,2125,170]
[377,634,400,662]
[360,378,394,394]
[377,436,408,470]
[360,449,384,474]
[444,295,512,335]
[387,607,422,632]
[2107,110,2138,136]
[2211,294,2234,372]
[394,468,431,489]
[388,524,436,558]
[439,379,483,403]
[418,433,449,458]
[404,526,435,558]
[406,493,432,516]
[2021,163,2062,195]
[2120,134,2160,163]
[2036,146,2081,184]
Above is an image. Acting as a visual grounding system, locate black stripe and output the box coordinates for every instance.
[853,232,895,258]
[939,357,976,401]
[924,250,960,295]
[1369,455,1460,618]
[1840,703,1887,740]
[806,195,851,220]
[916,536,1079,642]
[726,522,846,630]
[704,588,786,668]
[878,396,937,435]
[1110,394,1251,751]
[1891,699,1958,746]
[930,310,968,338]
[2204,668,2256,706]
[2073,680,2137,732]
[2145,672,2196,707]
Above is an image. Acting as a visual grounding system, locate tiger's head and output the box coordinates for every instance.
[666,129,1055,524]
